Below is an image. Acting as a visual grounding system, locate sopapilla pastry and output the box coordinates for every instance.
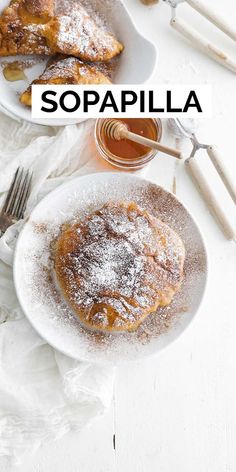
[54,202,185,333]
[0,0,124,61]
[20,55,111,107]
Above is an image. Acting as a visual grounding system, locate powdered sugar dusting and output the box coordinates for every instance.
[54,202,185,332]
[31,56,112,83]
[53,0,122,60]
[0,0,122,60]
[15,175,207,364]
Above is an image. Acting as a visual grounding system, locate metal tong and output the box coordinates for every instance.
[163,0,236,73]
[174,119,236,241]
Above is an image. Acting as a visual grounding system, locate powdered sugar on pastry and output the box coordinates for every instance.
[20,55,111,106]
[54,202,185,333]
[43,0,123,61]
[0,0,124,60]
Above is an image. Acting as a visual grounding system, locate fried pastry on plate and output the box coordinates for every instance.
[20,55,111,107]
[54,202,185,333]
[0,0,124,61]
[0,0,52,55]
[43,0,124,61]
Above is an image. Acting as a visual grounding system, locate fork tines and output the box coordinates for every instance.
[2,167,33,220]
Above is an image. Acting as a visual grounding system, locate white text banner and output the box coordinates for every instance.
[32,84,212,119]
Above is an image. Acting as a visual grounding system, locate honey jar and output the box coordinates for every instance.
[95,118,162,170]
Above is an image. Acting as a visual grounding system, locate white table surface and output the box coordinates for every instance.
[4,0,236,470]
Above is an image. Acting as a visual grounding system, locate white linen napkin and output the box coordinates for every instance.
[0,113,123,464]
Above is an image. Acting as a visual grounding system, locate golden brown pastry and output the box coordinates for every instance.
[0,0,124,61]
[54,202,185,333]
[0,0,52,56]
[20,55,111,106]
[43,0,124,61]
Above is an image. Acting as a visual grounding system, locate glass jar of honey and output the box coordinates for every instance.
[95,118,162,170]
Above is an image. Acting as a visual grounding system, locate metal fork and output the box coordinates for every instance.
[0,167,33,238]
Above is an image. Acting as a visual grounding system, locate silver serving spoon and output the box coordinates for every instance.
[168,118,236,241]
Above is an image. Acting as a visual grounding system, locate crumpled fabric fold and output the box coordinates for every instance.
[0,113,117,464]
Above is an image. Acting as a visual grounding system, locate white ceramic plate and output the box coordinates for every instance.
[14,173,208,365]
[0,0,158,126]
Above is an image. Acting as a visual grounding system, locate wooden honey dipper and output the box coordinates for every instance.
[103,119,182,159]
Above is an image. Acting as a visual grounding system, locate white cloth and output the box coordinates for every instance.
[0,113,120,464]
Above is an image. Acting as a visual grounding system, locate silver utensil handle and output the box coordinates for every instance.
[185,157,236,241]
[171,16,236,74]
[207,146,236,206]
[185,0,236,42]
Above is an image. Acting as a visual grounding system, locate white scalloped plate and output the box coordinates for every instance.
[0,0,158,126]
[14,173,208,365]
